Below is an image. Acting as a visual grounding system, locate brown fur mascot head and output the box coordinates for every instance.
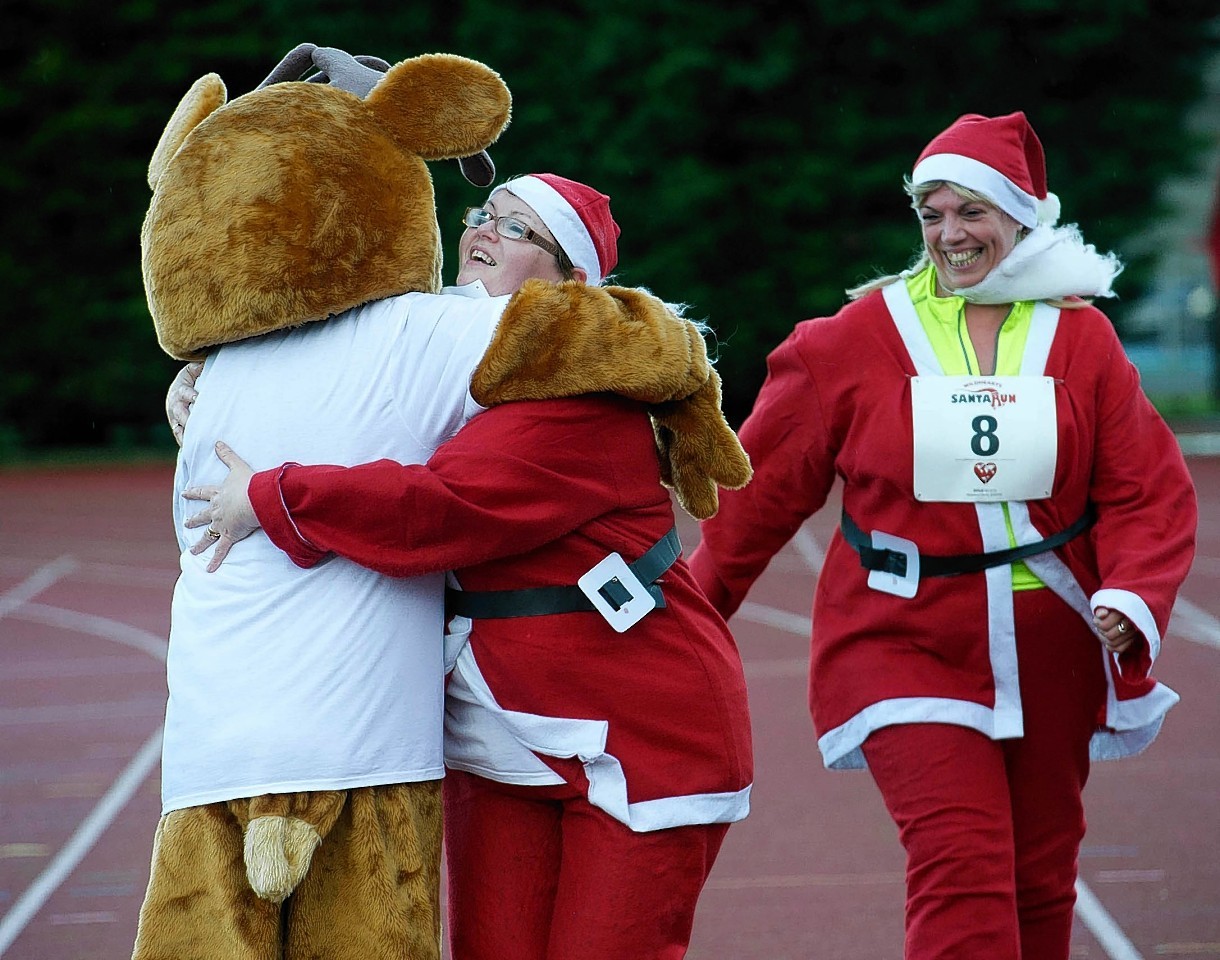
[142,43,511,360]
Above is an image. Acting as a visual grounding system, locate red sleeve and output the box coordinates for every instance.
[1086,322,1198,637]
[250,463,329,568]
[249,397,658,578]
[689,322,838,617]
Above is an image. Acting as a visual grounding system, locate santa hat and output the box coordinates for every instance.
[912,112,1061,229]
[493,173,620,284]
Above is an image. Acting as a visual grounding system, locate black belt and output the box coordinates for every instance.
[445,526,682,619]
[840,506,1095,579]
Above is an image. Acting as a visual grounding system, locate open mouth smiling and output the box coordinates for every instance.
[944,249,982,269]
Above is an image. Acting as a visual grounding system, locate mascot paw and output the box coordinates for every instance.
[243,815,322,903]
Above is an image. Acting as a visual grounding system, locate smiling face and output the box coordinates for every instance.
[455,190,581,296]
[919,184,1022,294]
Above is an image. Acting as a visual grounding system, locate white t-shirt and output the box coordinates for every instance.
[161,290,507,813]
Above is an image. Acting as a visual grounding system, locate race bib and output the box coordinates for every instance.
[911,376,1057,502]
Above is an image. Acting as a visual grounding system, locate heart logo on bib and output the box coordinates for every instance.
[974,462,997,483]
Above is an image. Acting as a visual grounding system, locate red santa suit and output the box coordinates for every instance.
[248,393,753,959]
[691,279,1194,768]
[690,276,1197,959]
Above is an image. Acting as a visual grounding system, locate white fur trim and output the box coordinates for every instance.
[1018,301,1061,374]
[447,643,749,830]
[817,697,1006,770]
[1090,587,1161,661]
[1089,712,1171,761]
[585,754,752,831]
[882,281,943,375]
[494,176,602,284]
[951,224,1123,304]
[975,502,1024,737]
[913,153,1039,228]
[816,679,1180,768]
[1093,637,1179,761]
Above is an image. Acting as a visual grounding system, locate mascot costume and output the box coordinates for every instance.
[132,44,750,960]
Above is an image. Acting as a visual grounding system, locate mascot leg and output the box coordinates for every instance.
[132,803,280,960]
[286,781,444,960]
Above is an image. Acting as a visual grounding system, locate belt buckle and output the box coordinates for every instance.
[867,531,920,599]
[578,552,657,632]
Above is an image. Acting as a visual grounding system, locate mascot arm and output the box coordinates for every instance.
[473,279,751,518]
[650,369,751,520]
[472,279,706,406]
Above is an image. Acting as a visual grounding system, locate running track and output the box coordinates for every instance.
[1,457,1217,959]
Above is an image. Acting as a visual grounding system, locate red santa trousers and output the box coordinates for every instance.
[443,769,729,960]
[861,587,1108,960]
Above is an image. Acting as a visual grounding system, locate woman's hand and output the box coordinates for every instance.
[183,441,260,572]
[1093,606,1140,655]
[167,362,203,446]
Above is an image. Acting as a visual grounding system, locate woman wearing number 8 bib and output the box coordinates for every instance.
[689,112,1197,960]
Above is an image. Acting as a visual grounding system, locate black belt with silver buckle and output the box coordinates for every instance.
[445,526,681,619]
[840,506,1094,579]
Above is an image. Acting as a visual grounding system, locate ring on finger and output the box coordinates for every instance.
[207,528,222,539]
[1117,620,1127,634]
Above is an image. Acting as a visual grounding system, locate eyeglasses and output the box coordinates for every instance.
[462,207,561,258]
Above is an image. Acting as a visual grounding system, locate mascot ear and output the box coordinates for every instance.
[366,53,511,164]
[147,74,227,191]
[259,46,504,185]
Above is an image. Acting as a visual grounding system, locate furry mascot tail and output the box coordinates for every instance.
[230,792,347,903]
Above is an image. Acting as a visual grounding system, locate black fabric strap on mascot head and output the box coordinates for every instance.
[255,42,496,186]
[840,505,1095,579]
[445,526,682,620]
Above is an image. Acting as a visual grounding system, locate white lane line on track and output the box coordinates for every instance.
[0,559,169,957]
[741,657,807,680]
[792,525,825,574]
[735,602,812,637]
[0,730,163,958]
[0,556,176,590]
[1170,596,1220,650]
[11,603,169,661]
[0,557,79,619]
[725,522,819,639]
[1074,880,1145,960]
[0,697,166,726]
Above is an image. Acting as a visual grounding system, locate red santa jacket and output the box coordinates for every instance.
[250,394,753,829]
[690,282,1196,769]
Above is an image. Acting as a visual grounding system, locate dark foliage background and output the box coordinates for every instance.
[2,0,1218,456]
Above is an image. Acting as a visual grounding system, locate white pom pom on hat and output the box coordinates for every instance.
[912,111,1061,229]
[1036,192,1061,226]
[492,173,620,284]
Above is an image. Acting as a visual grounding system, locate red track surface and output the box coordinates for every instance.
[1,459,1217,959]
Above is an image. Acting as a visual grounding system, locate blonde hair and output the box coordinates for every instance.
[847,179,1085,309]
